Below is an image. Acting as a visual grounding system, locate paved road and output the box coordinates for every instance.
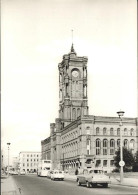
[13,175,138,195]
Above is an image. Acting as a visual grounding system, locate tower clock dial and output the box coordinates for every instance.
[72,70,79,77]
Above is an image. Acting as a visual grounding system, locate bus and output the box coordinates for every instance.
[37,160,52,177]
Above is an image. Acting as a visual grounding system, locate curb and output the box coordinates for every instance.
[65,177,138,188]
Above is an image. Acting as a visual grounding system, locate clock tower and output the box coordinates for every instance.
[58,44,89,128]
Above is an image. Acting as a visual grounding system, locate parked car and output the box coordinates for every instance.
[77,168,111,188]
[47,170,53,179]
[20,170,26,175]
[12,171,19,175]
[51,170,64,181]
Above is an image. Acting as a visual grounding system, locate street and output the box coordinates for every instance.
[12,175,138,195]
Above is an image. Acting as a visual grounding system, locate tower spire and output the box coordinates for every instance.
[71,29,75,53]
[71,29,73,44]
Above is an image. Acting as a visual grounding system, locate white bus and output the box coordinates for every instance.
[37,160,52,177]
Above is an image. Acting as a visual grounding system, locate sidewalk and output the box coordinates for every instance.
[64,173,138,188]
[1,175,20,195]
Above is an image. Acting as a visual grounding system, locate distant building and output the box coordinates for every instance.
[12,157,19,171]
[41,45,138,173]
[19,151,41,173]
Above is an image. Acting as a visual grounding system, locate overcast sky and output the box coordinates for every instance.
[1,0,137,165]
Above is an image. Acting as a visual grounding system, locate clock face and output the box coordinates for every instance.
[72,70,79,77]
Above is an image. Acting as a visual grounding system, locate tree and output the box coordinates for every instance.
[114,147,134,171]
[133,151,138,172]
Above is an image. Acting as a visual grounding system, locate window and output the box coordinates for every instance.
[77,108,81,118]
[117,128,120,136]
[103,160,107,167]
[110,128,114,135]
[27,159,29,162]
[86,126,90,135]
[103,127,107,135]
[27,163,29,167]
[110,139,115,155]
[96,139,101,155]
[117,139,120,147]
[87,139,90,155]
[72,108,76,120]
[130,139,135,153]
[96,127,100,135]
[130,128,134,136]
[124,128,127,136]
[124,139,128,149]
[103,139,108,155]
[96,160,101,167]
[27,155,29,157]
[110,160,114,166]
[23,163,25,167]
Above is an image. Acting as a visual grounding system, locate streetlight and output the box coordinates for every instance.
[117,110,125,184]
[7,143,11,177]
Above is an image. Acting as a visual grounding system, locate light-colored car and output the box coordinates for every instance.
[51,170,64,181]
[47,170,53,178]
[12,171,19,175]
[77,168,111,188]
[20,170,26,175]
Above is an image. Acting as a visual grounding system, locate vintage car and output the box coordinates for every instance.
[12,171,19,175]
[51,170,64,181]
[47,170,53,179]
[77,168,111,188]
[20,170,26,175]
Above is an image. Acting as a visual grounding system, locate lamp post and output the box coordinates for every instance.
[117,111,125,184]
[7,143,11,177]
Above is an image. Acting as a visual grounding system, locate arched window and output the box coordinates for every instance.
[77,108,81,118]
[84,85,87,97]
[124,128,127,136]
[130,128,134,136]
[124,139,128,149]
[96,127,100,135]
[103,139,108,155]
[59,74,62,82]
[117,128,120,136]
[96,139,101,155]
[103,127,107,135]
[72,108,76,120]
[117,139,120,148]
[130,139,135,153]
[59,89,62,101]
[86,126,90,135]
[110,139,115,155]
[86,139,91,155]
[110,128,114,135]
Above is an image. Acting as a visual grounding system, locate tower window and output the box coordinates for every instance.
[96,127,100,135]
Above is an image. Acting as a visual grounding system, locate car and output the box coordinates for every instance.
[77,168,111,188]
[12,171,19,175]
[20,170,26,175]
[51,170,64,181]
[47,170,53,179]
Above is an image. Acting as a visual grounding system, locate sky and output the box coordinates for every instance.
[1,0,137,166]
